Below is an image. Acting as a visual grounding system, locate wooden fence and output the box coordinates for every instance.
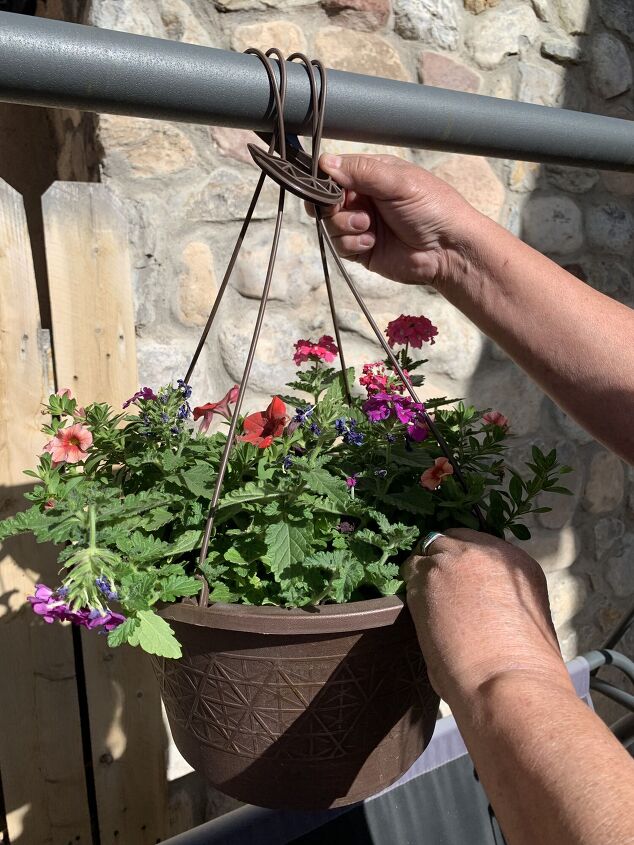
[0,178,196,844]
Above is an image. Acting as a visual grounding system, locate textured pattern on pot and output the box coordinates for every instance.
[153,596,440,809]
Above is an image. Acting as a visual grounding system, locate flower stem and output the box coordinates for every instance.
[88,504,97,550]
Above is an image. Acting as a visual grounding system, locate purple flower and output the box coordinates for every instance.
[79,608,126,631]
[95,576,118,601]
[336,521,356,534]
[386,433,396,444]
[282,455,293,470]
[27,584,71,624]
[123,386,157,409]
[345,475,358,488]
[293,405,314,425]
[334,418,347,435]
[310,423,322,436]
[345,429,365,446]
[406,417,429,442]
[160,412,170,423]
[178,403,191,420]
[177,379,192,399]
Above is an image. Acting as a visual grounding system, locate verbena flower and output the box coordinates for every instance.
[43,424,93,465]
[359,362,408,396]
[123,386,157,408]
[345,475,358,488]
[239,397,288,449]
[386,314,438,348]
[193,385,239,433]
[483,410,509,430]
[336,521,356,534]
[420,457,454,490]
[293,335,339,366]
[95,576,119,601]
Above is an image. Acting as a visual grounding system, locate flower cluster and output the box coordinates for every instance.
[362,393,428,442]
[293,335,339,366]
[386,314,438,349]
[28,584,124,631]
[359,362,408,396]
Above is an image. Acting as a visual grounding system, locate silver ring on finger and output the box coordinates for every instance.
[422,531,445,555]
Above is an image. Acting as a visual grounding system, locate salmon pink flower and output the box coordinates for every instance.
[56,388,73,398]
[420,457,454,490]
[483,410,509,430]
[193,385,239,433]
[293,335,339,366]
[386,314,438,349]
[43,424,92,465]
[239,397,288,448]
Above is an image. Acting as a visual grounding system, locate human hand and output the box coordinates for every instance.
[309,153,482,287]
[401,529,572,709]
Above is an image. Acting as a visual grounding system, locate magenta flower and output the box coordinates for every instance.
[345,475,358,488]
[123,386,157,409]
[27,584,125,632]
[386,314,438,349]
[363,392,422,425]
[359,362,408,397]
[193,385,240,433]
[293,335,339,366]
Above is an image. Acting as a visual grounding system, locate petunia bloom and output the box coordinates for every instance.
[420,457,454,490]
[483,410,509,430]
[386,314,438,349]
[193,385,239,433]
[123,386,157,408]
[239,396,288,448]
[43,424,93,465]
[293,335,339,366]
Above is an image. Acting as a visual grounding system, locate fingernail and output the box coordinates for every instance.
[359,234,374,247]
[350,213,368,231]
[322,154,342,170]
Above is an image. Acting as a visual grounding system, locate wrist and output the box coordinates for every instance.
[433,208,498,295]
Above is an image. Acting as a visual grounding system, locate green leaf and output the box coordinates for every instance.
[107,617,140,649]
[301,469,349,510]
[135,610,182,658]
[509,523,531,541]
[264,521,312,577]
[158,574,201,602]
[115,531,171,565]
[218,481,280,509]
[381,488,435,516]
[208,583,238,603]
[545,486,573,496]
[509,474,524,505]
[166,530,203,558]
[182,462,215,498]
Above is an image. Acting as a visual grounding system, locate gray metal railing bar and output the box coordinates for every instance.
[1,12,634,172]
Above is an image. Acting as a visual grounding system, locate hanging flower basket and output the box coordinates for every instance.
[0,48,574,810]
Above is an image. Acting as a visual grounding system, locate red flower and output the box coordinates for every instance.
[293,335,339,366]
[193,386,239,433]
[420,457,454,490]
[239,397,288,448]
[386,314,438,349]
[483,410,509,430]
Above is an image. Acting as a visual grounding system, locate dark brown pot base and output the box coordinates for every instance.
[153,596,440,810]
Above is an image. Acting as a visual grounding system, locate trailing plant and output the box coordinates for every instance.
[0,315,572,658]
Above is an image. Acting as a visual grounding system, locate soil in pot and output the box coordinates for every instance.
[153,595,439,810]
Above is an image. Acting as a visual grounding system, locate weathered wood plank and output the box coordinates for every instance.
[43,182,169,844]
[0,178,92,845]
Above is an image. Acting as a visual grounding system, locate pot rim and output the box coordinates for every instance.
[159,594,408,635]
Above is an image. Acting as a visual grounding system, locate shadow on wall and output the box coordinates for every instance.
[464,1,634,723]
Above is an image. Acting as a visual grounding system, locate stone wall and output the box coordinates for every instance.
[84,0,633,687]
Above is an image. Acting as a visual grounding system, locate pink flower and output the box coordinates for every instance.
[43,424,92,465]
[345,475,358,488]
[193,386,239,433]
[293,335,339,366]
[239,397,288,448]
[386,314,438,349]
[359,362,408,396]
[27,584,125,631]
[44,499,56,510]
[123,386,157,409]
[56,388,73,399]
[483,410,509,430]
[27,584,70,624]
[420,457,454,490]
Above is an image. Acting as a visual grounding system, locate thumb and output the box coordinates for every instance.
[320,153,412,202]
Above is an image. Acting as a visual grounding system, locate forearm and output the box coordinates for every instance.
[439,213,634,463]
[450,672,634,845]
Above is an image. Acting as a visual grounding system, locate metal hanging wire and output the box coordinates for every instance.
[185,48,484,597]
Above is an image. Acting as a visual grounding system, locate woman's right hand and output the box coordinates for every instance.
[309,153,483,288]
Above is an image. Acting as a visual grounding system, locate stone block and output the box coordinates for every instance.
[465,5,540,69]
[523,525,580,572]
[214,0,315,9]
[472,363,544,436]
[583,450,625,514]
[209,127,266,167]
[314,27,411,80]
[594,517,625,559]
[231,20,308,55]
[186,168,280,222]
[546,568,587,625]
[322,0,391,32]
[393,0,459,49]
[541,36,585,64]
[518,61,578,109]
[555,0,590,34]
[430,155,505,221]
[99,116,197,178]
[545,164,598,194]
[585,202,634,255]
[464,0,499,13]
[606,536,634,596]
[506,160,541,193]
[175,242,218,327]
[522,196,583,255]
[418,52,482,93]
[600,171,634,197]
[159,0,217,46]
[590,33,632,99]
[599,0,634,46]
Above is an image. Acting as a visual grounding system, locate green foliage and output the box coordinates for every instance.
[2,338,573,660]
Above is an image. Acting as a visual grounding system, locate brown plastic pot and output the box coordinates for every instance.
[153,595,439,810]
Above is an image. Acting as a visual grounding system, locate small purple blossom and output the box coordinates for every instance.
[334,418,347,436]
[336,521,356,534]
[310,423,322,436]
[95,576,118,601]
[345,475,358,488]
[386,433,396,444]
[123,386,157,409]
[160,412,170,423]
[336,418,365,446]
[177,379,192,399]
[293,405,314,425]
[282,455,293,470]
[27,584,125,632]
[178,403,191,420]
